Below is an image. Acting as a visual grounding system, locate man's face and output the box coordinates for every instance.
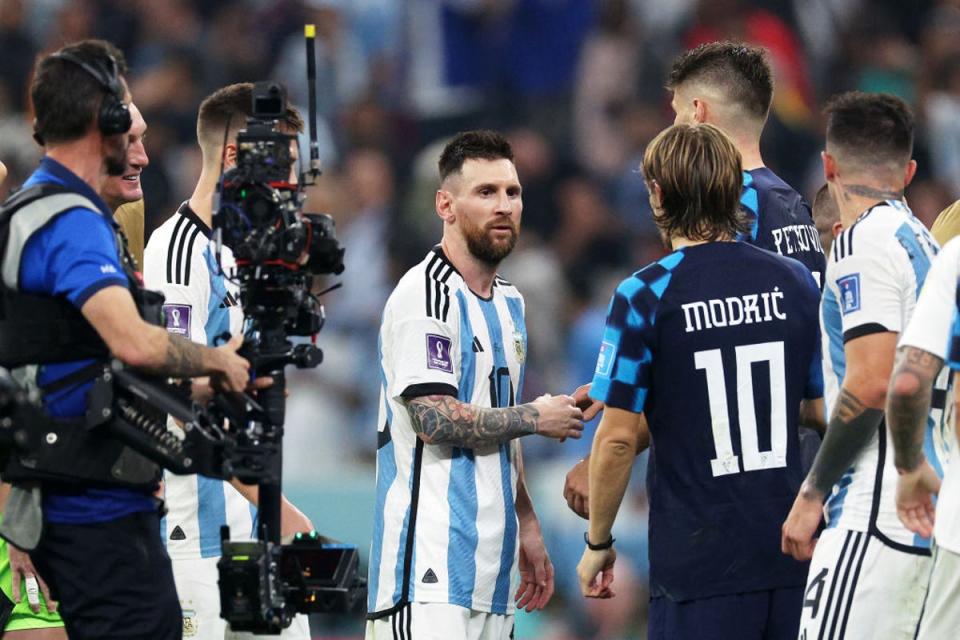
[670,87,697,126]
[102,103,148,204]
[445,158,522,266]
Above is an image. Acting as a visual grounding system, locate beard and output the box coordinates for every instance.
[462,217,518,266]
[103,136,128,177]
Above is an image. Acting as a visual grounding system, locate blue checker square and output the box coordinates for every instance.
[614,357,641,385]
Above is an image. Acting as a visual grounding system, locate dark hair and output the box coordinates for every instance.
[812,184,838,222]
[197,82,304,150]
[31,39,128,145]
[824,91,913,167]
[667,42,773,120]
[438,130,514,181]
[642,123,747,242]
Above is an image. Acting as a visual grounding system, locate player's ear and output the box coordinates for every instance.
[831,221,843,238]
[223,143,238,170]
[436,189,455,223]
[693,99,707,124]
[822,151,837,183]
[647,179,663,210]
[903,159,918,189]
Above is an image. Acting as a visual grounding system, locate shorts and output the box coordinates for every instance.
[797,527,930,640]
[915,544,960,639]
[365,602,514,640]
[648,586,803,640]
[0,537,64,631]
[172,556,311,640]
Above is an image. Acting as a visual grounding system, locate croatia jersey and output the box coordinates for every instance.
[367,247,527,618]
[821,200,946,551]
[741,168,827,286]
[590,241,822,601]
[900,237,958,552]
[143,202,254,560]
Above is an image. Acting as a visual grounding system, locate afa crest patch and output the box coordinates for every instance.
[595,340,616,377]
[837,274,861,315]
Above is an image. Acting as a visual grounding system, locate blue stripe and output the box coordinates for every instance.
[740,171,760,241]
[160,506,167,543]
[894,223,933,297]
[825,472,853,526]
[950,308,960,369]
[477,298,516,611]
[822,287,846,386]
[504,296,526,401]
[197,477,228,557]
[368,437,398,611]
[447,291,479,607]
[392,447,417,605]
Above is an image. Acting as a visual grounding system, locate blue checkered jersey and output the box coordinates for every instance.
[741,168,827,287]
[591,241,822,601]
[17,157,155,524]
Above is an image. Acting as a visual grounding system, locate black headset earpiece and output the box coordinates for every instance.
[50,51,132,137]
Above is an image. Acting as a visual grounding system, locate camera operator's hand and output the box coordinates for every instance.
[280,498,314,541]
[530,394,584,441]
[209,334,250,393]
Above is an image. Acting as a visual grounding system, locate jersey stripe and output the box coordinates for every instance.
[183,227,201,286]
[836,534,870,638]
[197,476,228,556]
[166,214,187,283]
[505,297,526,398]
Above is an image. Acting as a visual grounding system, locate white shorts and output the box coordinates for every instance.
[172,556,311,640]
[916,544,960,639]
[365,602,514,640]
[797,527,931,640]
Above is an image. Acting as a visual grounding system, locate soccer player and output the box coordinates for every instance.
[885,235,957,639]
[142,83,313,639]
[576,122,823,639]
[365,130,585,639]
[781,92,944,639]
[100,101,147,267]
[563,41,826,519]
[930,198,960,246]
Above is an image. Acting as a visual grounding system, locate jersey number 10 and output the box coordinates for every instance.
[694,341,788,477]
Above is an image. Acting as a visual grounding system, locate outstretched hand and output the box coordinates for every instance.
[571,383,603,421]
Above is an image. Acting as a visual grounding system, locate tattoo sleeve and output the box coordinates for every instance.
[803,388,884,499]
[160,333,207,378]
[404,395,538,448]
[888,346,943,471]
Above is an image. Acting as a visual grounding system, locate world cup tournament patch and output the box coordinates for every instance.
[163,304,192,338]
[426,334,453,373]
[595,340,616,377]
[837,274,861,315]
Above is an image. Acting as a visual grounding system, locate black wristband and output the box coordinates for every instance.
[584,532,615,550]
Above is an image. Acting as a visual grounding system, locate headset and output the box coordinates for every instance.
[40,51,132,141]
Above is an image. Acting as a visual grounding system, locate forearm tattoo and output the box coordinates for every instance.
[888,347,943,471]
[840,184,903,202]
[804,388,884,499]
[161,333,206,378]
[405,395,539,448]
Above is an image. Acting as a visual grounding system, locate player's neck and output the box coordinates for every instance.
[440,236,497,298]
[46,138,109,195]
[834,179,903,227]
[188,168,219,228]
[739,144,764,171]
[671,236,723,250]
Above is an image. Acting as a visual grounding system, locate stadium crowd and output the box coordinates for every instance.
[1,0,960,638]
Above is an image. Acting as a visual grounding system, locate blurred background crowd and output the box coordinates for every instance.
[1,0,957,637]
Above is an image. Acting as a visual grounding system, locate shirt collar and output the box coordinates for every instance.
[38,156,114,219]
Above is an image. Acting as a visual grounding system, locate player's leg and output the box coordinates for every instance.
[366,602,470,639]
[171,556,227,640]
[913,545,960,639]
[796,527,859,639]
[762,585,803,640]
[648,591,767,640]
[475,609,514,640]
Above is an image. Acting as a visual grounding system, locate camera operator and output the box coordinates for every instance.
[142,82,313,640]
[0,40,249,639]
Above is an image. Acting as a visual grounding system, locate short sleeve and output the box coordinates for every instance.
[385,280,461,400]
[589,276,654,414]
[142,228,211,345]
[830,237,903,342]
[901,237,960,361]
[24,208,128,307]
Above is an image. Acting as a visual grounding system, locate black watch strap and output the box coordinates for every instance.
[584,532,615,550]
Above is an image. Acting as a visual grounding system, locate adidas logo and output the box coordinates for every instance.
[471,337,484,353]
[421,568,438,584]
[170,525,187,541]
[219,291,240,308]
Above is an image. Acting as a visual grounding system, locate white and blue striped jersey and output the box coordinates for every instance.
[367,247,527,618]
[899,236,959,552]
[143,202,254,561]
[821,200,947,551]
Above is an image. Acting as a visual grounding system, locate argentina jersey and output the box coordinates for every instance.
[142,202,253,560]
[740,168,827,286]
[590,241,822,601]
[368,247,526,618]
[821,200,946,551]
